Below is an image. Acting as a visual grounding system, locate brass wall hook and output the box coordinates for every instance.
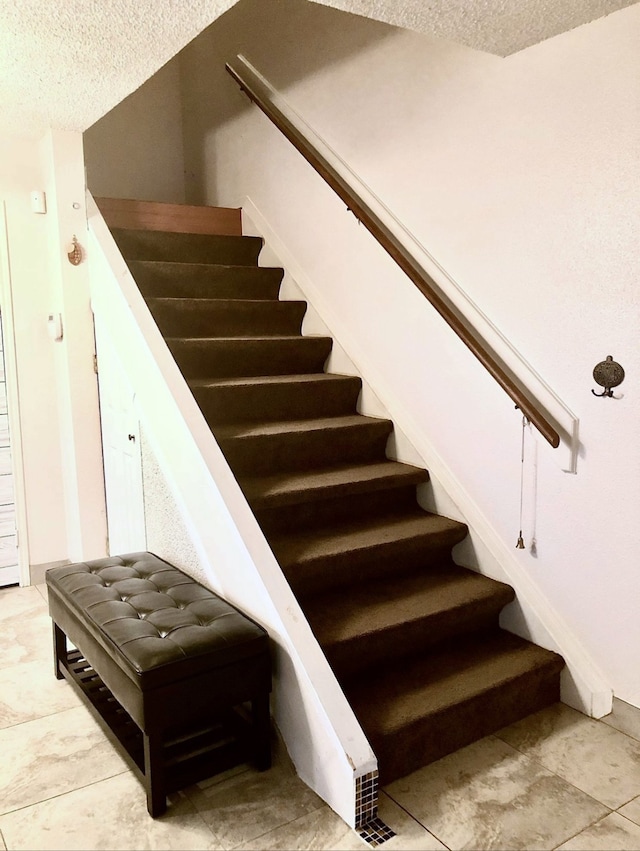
[592,355,624,397]
[67,235,82,266]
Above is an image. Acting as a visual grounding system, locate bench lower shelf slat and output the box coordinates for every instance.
[60,649,254,793]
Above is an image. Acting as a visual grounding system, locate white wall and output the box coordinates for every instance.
[179,0,640,706]
[84,61,186,204]
[0,132,108,574]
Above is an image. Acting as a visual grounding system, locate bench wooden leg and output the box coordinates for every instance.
[143,731,167,817]
[251,692,271,771]
[53,622,67,680]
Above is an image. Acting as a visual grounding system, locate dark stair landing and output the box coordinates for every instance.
[112,223,564,785]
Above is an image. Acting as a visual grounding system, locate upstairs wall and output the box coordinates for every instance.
[178,0,640,705]
[84,61,186,204]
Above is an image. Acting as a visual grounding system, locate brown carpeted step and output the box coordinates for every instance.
[304,566,515,678]
[113,202,564,786]
[214,414,393,476]
[112,228,262,265]
[131,261,284,300]
[166,335,332,379]
[240,459,428,510]
[147,298,307,338]
[343,630,564,784]
[255,483,425,535]
[269,508,468,598]
[189,373,362,426]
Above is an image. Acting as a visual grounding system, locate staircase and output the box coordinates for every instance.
[107,203,564,785]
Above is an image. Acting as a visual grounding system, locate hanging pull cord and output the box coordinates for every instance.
[516,414,529,549]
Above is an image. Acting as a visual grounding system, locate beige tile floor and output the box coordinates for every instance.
[1,581,640,851]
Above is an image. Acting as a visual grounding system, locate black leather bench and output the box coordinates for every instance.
[46,552,272,816]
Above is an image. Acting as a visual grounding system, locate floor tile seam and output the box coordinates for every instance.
[616,793,640,812]
[0,702,105,740]
[0,698,92,734]
[549,809,629,850]
[0,767,131,819]
[178,794,225,849]
[379,790,452,850]
[488,731,626,810]
[0,704,84,734]
[601,718,640,745]
[614,809,640,830]
[224,801,333,851]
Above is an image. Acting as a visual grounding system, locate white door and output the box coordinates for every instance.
[0,202,26,586]
[94,317,146,555]
[0,321,19,587]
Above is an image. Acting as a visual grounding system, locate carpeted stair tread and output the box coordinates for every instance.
[189,372,362,425]
[112,227,262,265]
[130,260,283,300]
[146,297,307,337]
[166,335,333,378]
[111,202,564,787]
[270,508,468,590]
[305,566,515,661]
[343,630,564,782]
[239,459,429,509]
[214,413,391,441]
[214,414,393,475]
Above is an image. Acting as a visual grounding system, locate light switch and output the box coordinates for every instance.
[30,190,47,214]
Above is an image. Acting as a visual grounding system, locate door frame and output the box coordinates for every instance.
[0,201,31,585]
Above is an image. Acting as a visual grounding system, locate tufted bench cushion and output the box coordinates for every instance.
[47,552,272,817]
[46,552,268,690]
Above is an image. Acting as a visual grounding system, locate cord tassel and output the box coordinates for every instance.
[516,414,529,550]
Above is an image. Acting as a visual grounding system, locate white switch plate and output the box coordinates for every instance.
[30,190,46,214]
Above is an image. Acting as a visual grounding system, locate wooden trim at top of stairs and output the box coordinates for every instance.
[94,197,242,236]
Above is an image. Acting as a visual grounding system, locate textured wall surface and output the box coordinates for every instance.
[1,0,638,140]
[140,431,209,586]
[180,0,640,705]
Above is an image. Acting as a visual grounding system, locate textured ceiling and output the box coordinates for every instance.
[0,0,237,140]
[1,0,637,141]
[311,0,640,55]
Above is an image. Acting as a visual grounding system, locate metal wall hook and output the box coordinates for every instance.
[592,355,624,397]
[67,235,82,266]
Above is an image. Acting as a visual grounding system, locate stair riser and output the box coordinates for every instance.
[324,600,512,680]
[113,229,262,265]
[255,486,422,534]
[131,262,283,300]
[191,377,362,426]
[218,422,392,476]
[372,664,561,785]
[283,540,467,600]
[148,301,307,338]
[168,337,332,379]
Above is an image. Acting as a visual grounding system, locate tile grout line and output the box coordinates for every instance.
[379,789,452,850]
[0,768,131,821]
[488,731,627,814]
[224,805,339,851]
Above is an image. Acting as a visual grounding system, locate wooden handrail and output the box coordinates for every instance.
[226,57,561,449]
